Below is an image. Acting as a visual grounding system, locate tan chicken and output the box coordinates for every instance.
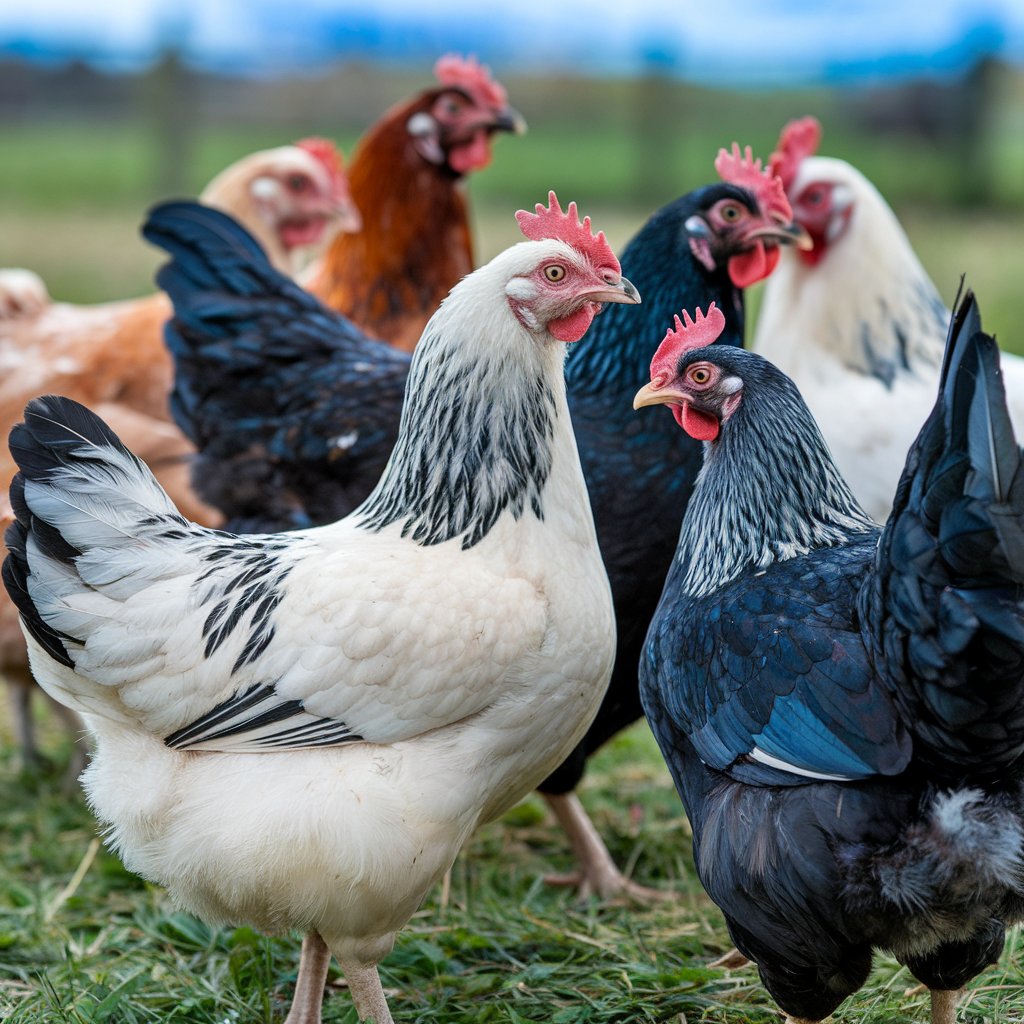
[0,138,360,773]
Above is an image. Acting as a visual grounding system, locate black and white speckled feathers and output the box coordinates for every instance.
[356,268,560,550]
[670,346,877,598]
[3,397,309,680]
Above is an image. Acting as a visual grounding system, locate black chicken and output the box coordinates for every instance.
[145,204,409,533]
[636,291,1024,1024]
[146,145,809,899]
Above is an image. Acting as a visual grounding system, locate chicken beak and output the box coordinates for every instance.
[492,106,528,135]
[582,276,641,306]
[748,220,814,251]
[633,381,686,411]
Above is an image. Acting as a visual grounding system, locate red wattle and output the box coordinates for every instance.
[548,304,597,343]
[279,217,328,249]
[674,403,720,441]
[448,130,492,174]
[727,241,779,288]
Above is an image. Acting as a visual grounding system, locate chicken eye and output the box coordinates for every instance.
[544,265,567,283]
[720,203,742,222]
[803,186,825,206]
[287,175,310,192]
[689,366,711,385]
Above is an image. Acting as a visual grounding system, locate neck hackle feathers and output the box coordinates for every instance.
[515,191,620,276]
[649,304,727,387]
[715,142,792,223]
[768,116,822,192]
[433,53,508,109]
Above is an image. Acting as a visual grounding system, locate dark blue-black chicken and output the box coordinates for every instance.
[636,291,1024,1024]
[145,144,809,899]
[143,204,409,534]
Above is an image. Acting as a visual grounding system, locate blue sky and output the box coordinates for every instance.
[2,0,1022,85]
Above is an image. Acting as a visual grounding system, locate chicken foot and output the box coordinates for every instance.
[708,948,751,970]
[542,791,667,902]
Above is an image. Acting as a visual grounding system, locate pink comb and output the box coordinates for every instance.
[297,137,344,176]
[515,191,620,275]
[296,137,350,201]
[434,53,508,109]
[768,117,822,193]
[649,304,727,386]
[715,142,792,223]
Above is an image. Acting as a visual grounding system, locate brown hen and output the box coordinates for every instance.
[305,55,525,352]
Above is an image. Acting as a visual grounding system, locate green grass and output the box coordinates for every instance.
[2,707,1023,1024]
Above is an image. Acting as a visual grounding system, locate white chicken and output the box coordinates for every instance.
[752,116,1024,521]
[3,194,636,1024]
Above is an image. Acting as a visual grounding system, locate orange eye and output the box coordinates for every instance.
[544,265,566,282]
[689,366,711,384]
[720,203,742,222]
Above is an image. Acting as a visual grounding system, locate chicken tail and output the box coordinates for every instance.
[839,786,1024,954]
[3,395,186,669]
[142,201,314,448]
[863,288,1024,775]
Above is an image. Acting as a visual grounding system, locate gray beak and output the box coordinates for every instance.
[584,275,641,305]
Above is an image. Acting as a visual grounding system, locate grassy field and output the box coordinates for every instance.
[2,707,1024,1024]
[2,103,1024,1023]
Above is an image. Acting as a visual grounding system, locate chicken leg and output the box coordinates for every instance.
[4,664,87,787]
[542,792,667,902]
[339,960,393,1024]
[6,668,38,767]
[930,989,961,1024]
[283,931,331,1024]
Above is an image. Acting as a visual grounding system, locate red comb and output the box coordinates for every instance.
[296,137,352,205]
[515,191,620,275]
[649,304,727,386]
[715,142,792,223]
[296,137,344,176]
[768,117,822,193]
[434,53,508,109]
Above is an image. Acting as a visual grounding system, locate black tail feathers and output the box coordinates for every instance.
[870,289,1024,774]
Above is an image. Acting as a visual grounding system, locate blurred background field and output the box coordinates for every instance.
[3,56,1024,340]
